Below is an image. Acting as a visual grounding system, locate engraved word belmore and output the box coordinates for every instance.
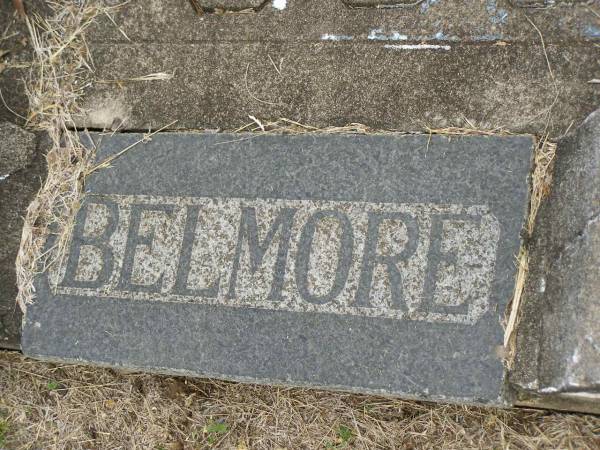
[52,194,500,325]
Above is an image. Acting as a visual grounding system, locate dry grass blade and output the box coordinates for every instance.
[525,16,555,83]
[87,120,178,174]
[232,117,373,135]
[504,247,529,353]
[97,71,175,84]
[244,62,282,106]
[188,0,204,16]
[527,137,557,235]
[425,125,510,137]
[0,87,27,120]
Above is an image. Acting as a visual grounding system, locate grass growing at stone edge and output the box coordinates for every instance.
[1,351,599,449]
[16,1,117,313]
[504,136,557,366]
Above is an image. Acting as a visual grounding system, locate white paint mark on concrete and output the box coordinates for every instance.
[272,0,286,10]
[321,34,353,41]
[384,44,451,51]
[539,386,559,394]
[368,29,408,41]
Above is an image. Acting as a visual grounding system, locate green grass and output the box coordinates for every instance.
[0,419,9,447]
[325,424,354,449]
[204,420,229,445]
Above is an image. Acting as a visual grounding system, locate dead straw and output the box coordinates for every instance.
[1,351,598,449]
[16,1,124,311]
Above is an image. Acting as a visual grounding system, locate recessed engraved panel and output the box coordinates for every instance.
[53,195,500,325]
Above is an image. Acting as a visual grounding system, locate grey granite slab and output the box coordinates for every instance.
[22,133,532,405]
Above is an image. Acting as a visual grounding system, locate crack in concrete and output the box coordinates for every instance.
[342,0,427,9]
[189,0,271,15]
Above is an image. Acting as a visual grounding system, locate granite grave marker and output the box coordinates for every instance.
[22,133,532,404]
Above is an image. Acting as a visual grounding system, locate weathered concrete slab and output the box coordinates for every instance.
[79,42,598,134]
[0,124,46,350]
[509,108,600,414]
[23,132,532,404]
[0,3,30,125]
[90,0,600,44]
[76,0,600,135]
[0,122,36,176]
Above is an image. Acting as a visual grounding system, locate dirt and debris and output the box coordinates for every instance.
[1,351,599,449]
